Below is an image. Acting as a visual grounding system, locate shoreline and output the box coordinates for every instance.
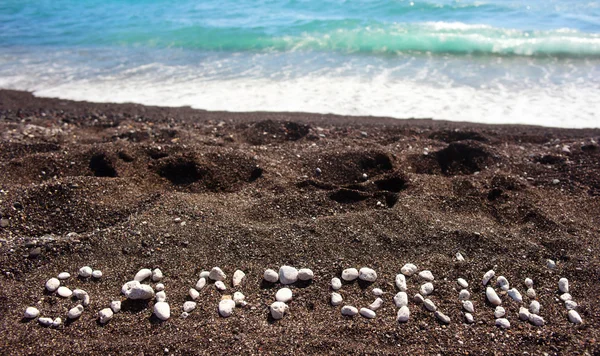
[0,89,599,354]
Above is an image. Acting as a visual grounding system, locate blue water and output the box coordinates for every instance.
[1,0,599,127]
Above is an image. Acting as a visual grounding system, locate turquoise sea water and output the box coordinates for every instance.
[1,0,599,127]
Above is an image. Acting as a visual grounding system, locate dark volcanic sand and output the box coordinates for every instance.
[0,89,599,355]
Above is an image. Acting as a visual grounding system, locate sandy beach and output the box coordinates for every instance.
[0,89,599,354]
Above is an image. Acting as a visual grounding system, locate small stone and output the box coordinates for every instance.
[418,270,434,281]
[462,300,474,313]
[482,270,495,286]
[368,298,383,311]
[155,283,165,291]
[495,318,510,328]
[199,271,210,279]
[560,293,572,302]
[72,289,88,300]
[98,308,113,324]
[123,281,155,300]
[110,300,121,313]
[496,276,509,291]
[79,266,93,278]
[395,274,407,291]
[156,291,166,302]
[464,313,474,324]
[232,270,246,286]
[455,252,465,262]
[397,306,410,322]
[279,266,298,285]
[52,317,61,328]
[372,288,383,296]
[494,306,506,318]
[67,304,84,319]
[360,308,376,319]
[393,292,408,308]
[180,312,189,319]
[568,310,582,324]
[0,219,8,228]
[486,287,502,306]
[195,277,206,290]
[331,277,342,290]
[508,288,523,303]
[423,299,437,312]
[183,301,196,312]
[519,307,530,320]
[530,300,540,314]
[401,263,418,276]
[264,269,279,283]
[233,292,246,306]
[565,300,578,310]
[524,278,534,288]
[45,278,60,292]
[152,268,163,282]
[414,293,425,304]
[526,288,536,299]
[209,267,227,281]
[529,313,545,326]
[24,307,40,319]
[457,278,468,288]
[435,311,450,324]
[57,286,72,298]
[358,267,377,282]
[39,317,53,326]
[134,268,152,282]
[189,288,200,300]
[341,305,358,316]
[547,259,556,269]
[552,178,560,184]
[558,278,569,293]
[331,292,343,306]
[420,283,434,296]
[270,301,288,320]
[275,288,293,302]
[458,289,470,300]
[341,268,359,281]
[298,268,314,281]
[57,272,70,280]
[215,281,226,291]
[90,269,102,279]
[154,302,170,321]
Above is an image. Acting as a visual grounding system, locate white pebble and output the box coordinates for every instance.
[155,291,166,302]
[423,298,437,312]
[458,289,470,300]
[435,311,450,324]
[39,317,53,326]
[496,276,509,291]
[155,283,165,291]
[209,267,226,281]
[189,288,199,300]
[358,267,377,282]
[72,289,88,300]
[395,274,407,291]
[122,281,155,300]
[401,263,418,276]
[526,288,536,299]
[529,313,545,326]
[560,293,572,302]
[279,266,298,285]
[45,278,60,292]
[397,306,410,322]
[233,292,246,306]
[372,288,383,296]
[495,318,510,328]
[263,269,279,283]
[275,288,293,302]
[341,268,359,281]
[568,310,582,324]
[455,252,465,262]
[420,283,434,296]
[418,270,434,281]
[154,302,170,321]
[525,278,534,288]
[98,308,113,324]
[558,278,569,293]
[232,270,246,286]
[494,306,506,318]
[134,268,152,282]
[486,287,502,306]
[215,281,226,291]
[519,307,530,320]
[508,288,523,303]
[464,313,474,324]
[195,277,206,290]
[219,298,236,317]
[547,259,556,269]
[530,300,540,314]
[393,292,408,308]
[482,270,495,286]
[270,301,288,319]
[151,268,163,282]
[24,307,40,319]
[341,305,358,316]
[67,304,84,319]
[52,317,61,328]
[199,271,210,279]
[57,272,70,280]
[368,298,383,311]
[92,270,102,279]
[462,300,474,313]
[457,278,468,288]
[79,266,93,278]
[331,277,342,290]
[360,308,376,319]
[298,268,314,281]
[181,312,189,319]
[57,286,72,298]
[565,300,578,310]
[331,292,343,306]
[413,293,425,304]
[183,301,196,313]
[110,300,121,313]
